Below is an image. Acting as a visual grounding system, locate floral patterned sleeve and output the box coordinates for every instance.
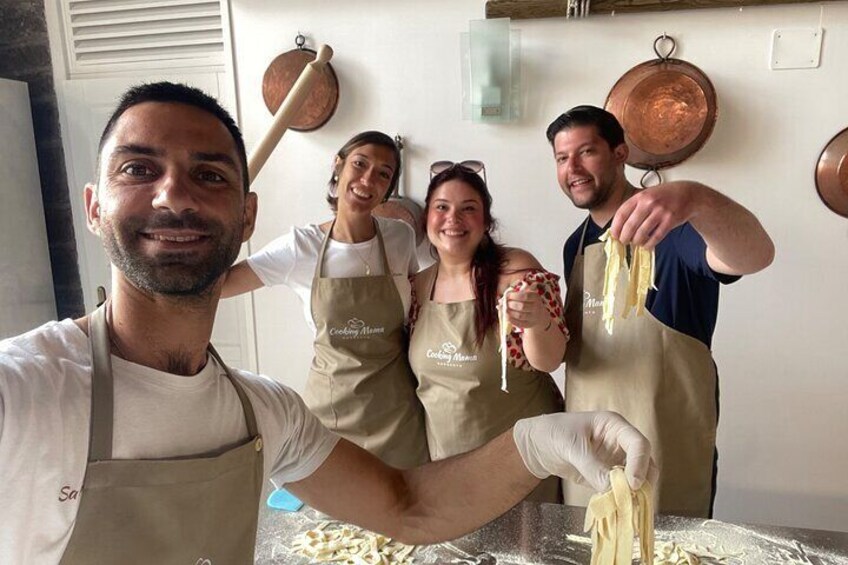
[502,269,569,371]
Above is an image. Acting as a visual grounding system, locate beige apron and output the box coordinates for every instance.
[409,264,563,502]
[564,218,717,517]
[304,219,429,469]
[60,304,264,564]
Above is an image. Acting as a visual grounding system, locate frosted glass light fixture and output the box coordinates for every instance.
[461,18,521,123]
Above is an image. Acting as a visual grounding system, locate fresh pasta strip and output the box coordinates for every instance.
[290,521,416,564]
[622,244,657,319]
[584,467,654,565]
[598,231,627,335]
[497,280,527,392]
[598,230,656,334]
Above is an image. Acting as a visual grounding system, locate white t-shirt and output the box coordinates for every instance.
[247,216,419,334]
[0,319,340,564]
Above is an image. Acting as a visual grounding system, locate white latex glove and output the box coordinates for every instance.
[513,411,657,492]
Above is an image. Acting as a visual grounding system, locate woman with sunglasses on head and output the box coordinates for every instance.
[222,131,428,469]
[408,161,568,502]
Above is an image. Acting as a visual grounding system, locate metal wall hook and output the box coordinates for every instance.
[653,33,676,61]
[640,168,663,187]
[295,32,306,49]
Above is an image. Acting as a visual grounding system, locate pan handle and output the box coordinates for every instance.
[640,168,663,188]
[248,44,334,184]
[392,134,404,199]
[653,34,676,61]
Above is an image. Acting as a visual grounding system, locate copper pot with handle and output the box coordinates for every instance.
[261,34,339,132]
[605,35,717,186]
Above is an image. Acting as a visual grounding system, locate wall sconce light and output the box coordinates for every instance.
[461,18,521,123]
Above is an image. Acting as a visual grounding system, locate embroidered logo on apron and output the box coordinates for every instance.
[425,341,479,367]
[328,317,386,339]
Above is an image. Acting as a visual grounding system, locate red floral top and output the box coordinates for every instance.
[409,269,569,372]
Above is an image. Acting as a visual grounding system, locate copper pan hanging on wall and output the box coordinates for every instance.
[262,33,339,131]
[814,126,848,218]
[605,35,717,185]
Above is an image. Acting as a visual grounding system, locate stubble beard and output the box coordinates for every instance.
[566,175,615,212]
[100,212,243,297]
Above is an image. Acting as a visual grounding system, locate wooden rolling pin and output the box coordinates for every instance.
[247,43,334,183]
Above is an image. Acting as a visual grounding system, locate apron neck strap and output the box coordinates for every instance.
[315,217,390,279]
[88,304,114,462]
[207,345,260,437]
[87,304,260,462]
[425,262,440,301]
[576,217,592,255]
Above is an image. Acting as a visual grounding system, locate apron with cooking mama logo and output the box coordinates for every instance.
[564,218,717,517]
[409,264,563,502]
[305,219,429,469]
[60,304,263,564]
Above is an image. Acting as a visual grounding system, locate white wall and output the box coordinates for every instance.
[230,0,848,531]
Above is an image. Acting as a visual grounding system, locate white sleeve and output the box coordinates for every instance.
[238,372,339,484]
[246,230,299,287]
[405,222,420,274]
[271,390,340,484]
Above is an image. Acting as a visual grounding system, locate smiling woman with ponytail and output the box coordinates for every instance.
[221,131,428,469]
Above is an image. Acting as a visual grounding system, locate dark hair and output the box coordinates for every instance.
[326,131,401,211]
[97,81,249,193]
[545,105,625,150]
[424,165,508,347]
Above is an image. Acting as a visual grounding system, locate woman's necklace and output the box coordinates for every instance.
[332,217,377,276]
[351,240,375,276]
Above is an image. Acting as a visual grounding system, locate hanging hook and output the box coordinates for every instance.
[653,33,676,61]
[640,168,663,188]
[295,32,306,50]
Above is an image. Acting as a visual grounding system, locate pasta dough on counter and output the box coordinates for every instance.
[584,467,654,565]
[290,520,416,564]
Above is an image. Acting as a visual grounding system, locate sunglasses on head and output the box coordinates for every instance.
[429,160,487,184]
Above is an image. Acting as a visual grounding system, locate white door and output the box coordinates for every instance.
[60,74,257,371]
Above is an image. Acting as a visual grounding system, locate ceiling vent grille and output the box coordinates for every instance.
[60,0,225,76]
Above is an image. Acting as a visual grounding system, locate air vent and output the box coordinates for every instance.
[60,0,224,76]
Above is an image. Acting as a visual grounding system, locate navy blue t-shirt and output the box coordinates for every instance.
[563,218,740,349]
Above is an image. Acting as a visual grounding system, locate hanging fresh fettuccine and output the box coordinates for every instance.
[584,467,654,565]
[497,281,527,392]
[598,230,657,335]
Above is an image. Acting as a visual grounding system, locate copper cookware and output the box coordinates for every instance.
[815,127,848,218]
[373,135,426,244]
[262,35,339,131]
[605,35,717,182]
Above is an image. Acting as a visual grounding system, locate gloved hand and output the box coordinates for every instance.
[513,411,657,492]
